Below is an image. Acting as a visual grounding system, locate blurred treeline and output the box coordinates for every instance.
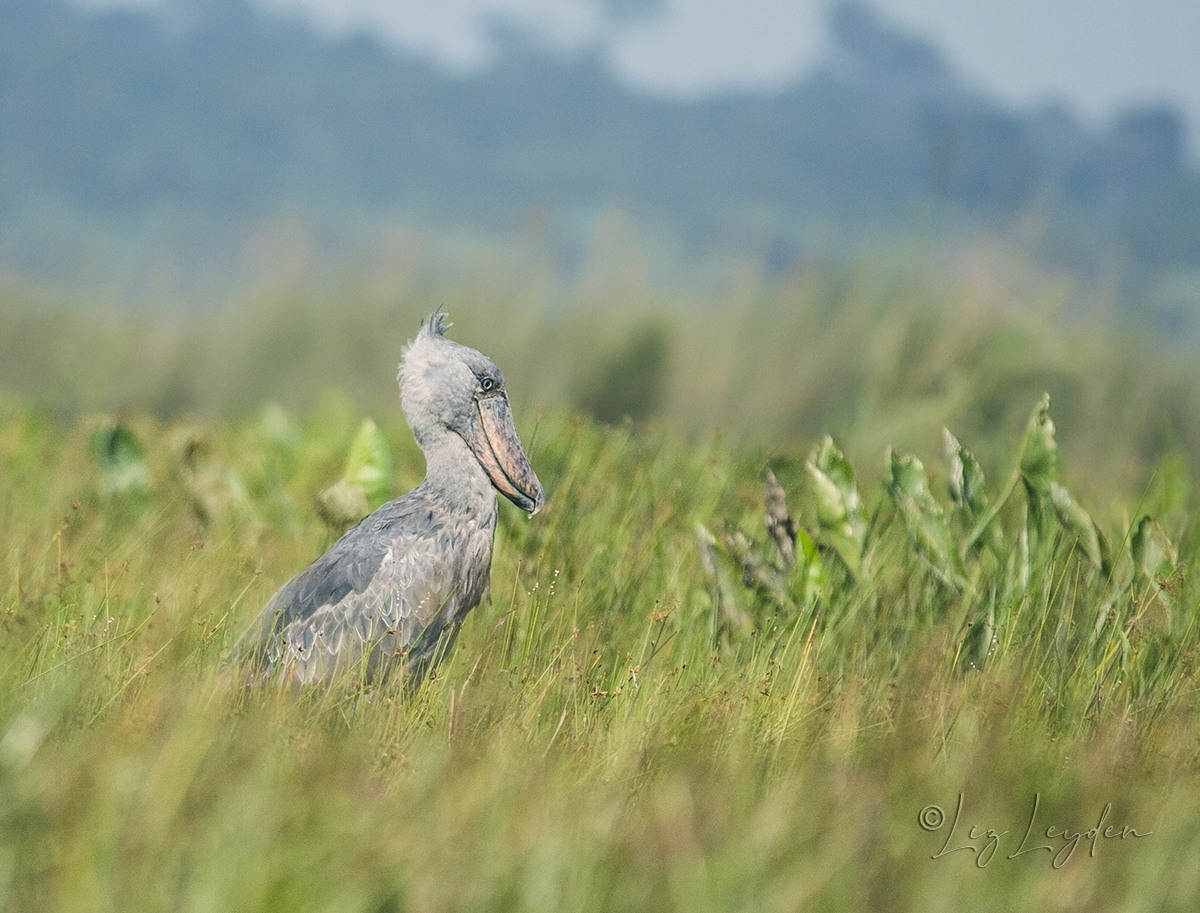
[3,0,1200,327]
[3,242,1197,504]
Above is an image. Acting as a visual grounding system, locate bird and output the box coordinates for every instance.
[243,313,544,684]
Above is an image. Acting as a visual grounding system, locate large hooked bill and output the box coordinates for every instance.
[468,394,544,516]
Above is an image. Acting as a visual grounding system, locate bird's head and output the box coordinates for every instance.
[399,313,544,515]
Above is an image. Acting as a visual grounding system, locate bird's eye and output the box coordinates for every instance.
[480,378,495,393]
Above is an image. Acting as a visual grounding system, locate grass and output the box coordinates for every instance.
[3,254,1200,911]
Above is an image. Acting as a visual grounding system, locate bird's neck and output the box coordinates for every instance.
[419,429,497,518]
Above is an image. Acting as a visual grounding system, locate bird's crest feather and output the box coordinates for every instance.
[400,313,453,389]
[422,312,452,338]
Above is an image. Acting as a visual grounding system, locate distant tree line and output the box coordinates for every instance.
[2,0,1198,286]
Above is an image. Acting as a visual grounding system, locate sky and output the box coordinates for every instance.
[82,0,1200,147]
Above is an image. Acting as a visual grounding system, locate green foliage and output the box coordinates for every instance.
[704,394,1187,707]
[343,418,393,509]
[1018,392,1058,490]
[885,446,965,588]
[806,435,867,578]
[4,391,1200,912]
[88,419,152,499]
[1131,516,1180,613]
[314,417,394,528]
[5,254,1200,911]
[1011,394,1109,575]
[945,428,987,518]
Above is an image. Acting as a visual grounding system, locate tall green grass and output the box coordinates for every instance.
[3,254,1200,911]
[3,403,1199,909]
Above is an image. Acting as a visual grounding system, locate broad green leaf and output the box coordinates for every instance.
[1018,393,1057,494]
[887,447,938,508]
[1131,516,1177,607]
[885,447,964,587]
[90,421,152,497]
[170,426,256,528]
[343,418,393,509]
[316,416,390,525]
[944,428,988,516]
[818,529,863,580]
[794,528,824,606]
[1014,394,1107,575]
[945,427,1005,555]
[806,436,866,577]
[809,464,848,528]
[171,427,228,524]
[809,436,861,518]
[1132,516,1177,581]
[1048,482,1108,575]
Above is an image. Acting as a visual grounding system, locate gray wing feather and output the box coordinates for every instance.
[247,492,457,682]
[272,495,439,629]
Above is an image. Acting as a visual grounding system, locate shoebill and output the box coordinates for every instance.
[244,313,543,683]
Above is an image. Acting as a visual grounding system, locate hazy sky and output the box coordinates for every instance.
[86,0,1200,144]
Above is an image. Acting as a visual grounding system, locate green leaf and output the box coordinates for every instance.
[1132,516,1176,580]
[1018,393,1057,494]
[809,436,861,520]
[944,428,988,516]
[343,418,393,509]
[945,427,1006,556]
[1131,516,1177,606]
[1012,394,1106,574]
[809,465,848,529]
[90,421,152,498]
[885,447,964,588]
[887,447,937,507]
[1005,395,1107,574]
[1047,482,1109,575]
[806,436,866,578]
[794,528,824,607]
[170,427,229,524]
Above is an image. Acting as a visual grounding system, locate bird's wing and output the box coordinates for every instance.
[247,494,454,681]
